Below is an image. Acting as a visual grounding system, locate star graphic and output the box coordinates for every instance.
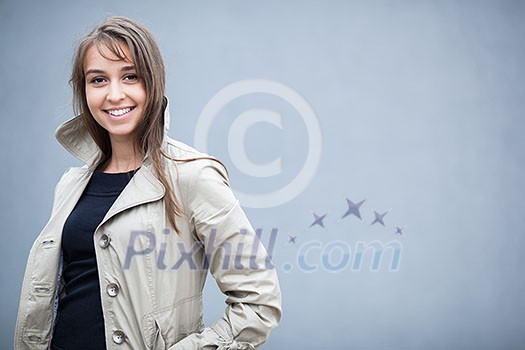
[286,233,299,245]
[394,225,406,235]
[370,210,389,226]
[310,212,327,228]
[342,197,366,220]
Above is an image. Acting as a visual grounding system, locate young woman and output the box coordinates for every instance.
[15,16,281,350]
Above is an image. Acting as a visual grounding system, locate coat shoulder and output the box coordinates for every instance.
[164,137,208,159]
[164,137,227,176]
[54,165,89,194]
[163,137,229,194]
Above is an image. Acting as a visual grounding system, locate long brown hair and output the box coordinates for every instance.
[71,16,183,232]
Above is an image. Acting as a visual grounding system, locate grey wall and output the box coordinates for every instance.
[1,0,524,349]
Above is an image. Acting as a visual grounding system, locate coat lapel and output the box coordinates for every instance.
[100,161,166,227]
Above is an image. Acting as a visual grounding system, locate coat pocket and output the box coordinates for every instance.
[142,293,205,349]
[153,320,166,350]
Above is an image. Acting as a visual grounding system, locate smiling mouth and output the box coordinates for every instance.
[105,106,135,117]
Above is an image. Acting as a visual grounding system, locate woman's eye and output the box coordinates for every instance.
[124,74,138,81]
[90,77,106,84]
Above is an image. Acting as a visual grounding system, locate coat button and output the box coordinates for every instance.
[107,283,119,297]
[99,234,110,248]
[112,330,126,344]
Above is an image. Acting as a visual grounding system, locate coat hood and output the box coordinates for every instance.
[54,97,171,168]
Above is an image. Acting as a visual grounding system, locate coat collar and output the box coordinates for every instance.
[54,97,171,169]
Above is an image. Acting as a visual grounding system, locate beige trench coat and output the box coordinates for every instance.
[14,101,282,349]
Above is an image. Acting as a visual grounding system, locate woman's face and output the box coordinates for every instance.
[84,43,146,144]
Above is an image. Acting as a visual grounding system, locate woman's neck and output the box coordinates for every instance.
[102,137,143,173]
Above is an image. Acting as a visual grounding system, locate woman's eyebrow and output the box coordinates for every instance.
[85,68,104,76]
[85,65,136,76]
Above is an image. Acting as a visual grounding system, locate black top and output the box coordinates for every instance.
[51,170,135,350]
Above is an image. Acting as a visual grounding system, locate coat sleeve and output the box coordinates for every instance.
[14,167,73,350]
[171,159,282,350]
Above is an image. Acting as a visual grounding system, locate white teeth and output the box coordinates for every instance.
[107,107,132,116]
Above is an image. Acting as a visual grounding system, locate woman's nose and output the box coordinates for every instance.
[106,81,125,102]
